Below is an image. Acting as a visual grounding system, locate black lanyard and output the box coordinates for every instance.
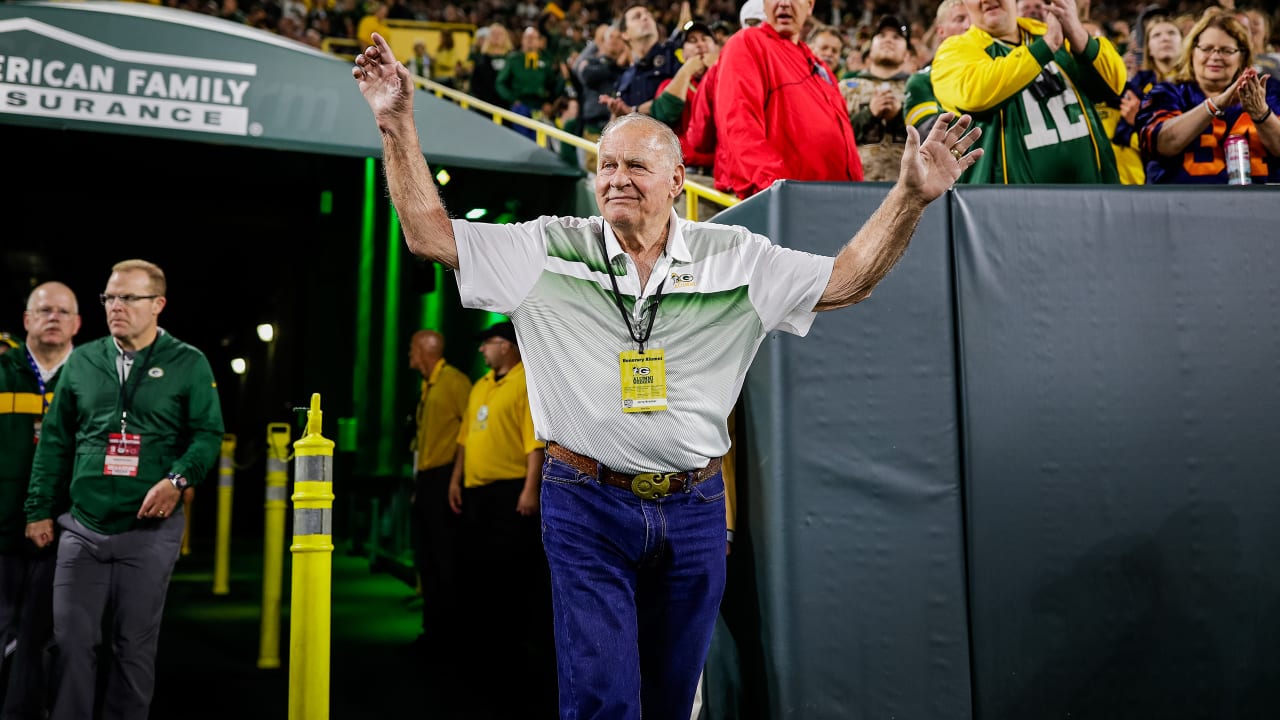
[598,233,667,353]
[23,348,49,413]
[119,342,157,434]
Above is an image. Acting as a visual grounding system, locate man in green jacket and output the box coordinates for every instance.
[0,281,80,719]
[497,25,565,138]
[25,259,223,720]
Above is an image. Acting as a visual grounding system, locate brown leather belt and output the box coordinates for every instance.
[546,443,721,500]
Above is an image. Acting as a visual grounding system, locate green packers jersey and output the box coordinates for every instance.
[932,20,1124,184]
[904,67,944,130]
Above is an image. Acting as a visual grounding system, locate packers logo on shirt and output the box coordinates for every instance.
[670,272,695,289]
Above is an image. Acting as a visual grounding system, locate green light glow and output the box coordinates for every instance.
[378,205,403,475]
[355,159,376,471]
[319,190,333,215]
[465,208,487,220]
[419,263,443,331]
[435,168,451,185]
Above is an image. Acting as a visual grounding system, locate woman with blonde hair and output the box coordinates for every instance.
[1137,12,1280,183]
[1112,15,1183,183]
[468,23,514,108]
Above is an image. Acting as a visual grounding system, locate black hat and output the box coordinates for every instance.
[682,20,715,39]
[475,320,517,344]
[876,15,910,40]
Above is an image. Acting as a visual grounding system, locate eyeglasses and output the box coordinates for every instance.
[26,307,76,318]
[1195,45,1240,57]
[100,294,160,307]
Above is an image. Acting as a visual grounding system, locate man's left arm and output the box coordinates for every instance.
[137,353,224,518]
[816,113,982,311]
[1053,0,1124,98]
[171,354,226,485]
[1066,35,1127,101]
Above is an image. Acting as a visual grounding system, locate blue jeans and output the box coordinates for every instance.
[540,456,728,720]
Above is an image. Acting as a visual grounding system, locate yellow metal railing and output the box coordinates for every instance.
[410,74,739,221]
[320,37,739,220]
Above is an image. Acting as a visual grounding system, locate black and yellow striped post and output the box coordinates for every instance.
[257,422,291,670]
[288,394,335,720]
[212,433,236,595]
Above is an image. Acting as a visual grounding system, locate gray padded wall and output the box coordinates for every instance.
[717,182,974,720]
[952,186,1280,720]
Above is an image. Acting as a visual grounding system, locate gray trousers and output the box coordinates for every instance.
[50,512,183,720]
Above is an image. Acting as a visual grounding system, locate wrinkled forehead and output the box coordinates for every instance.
[600,123,672,162]
[106,269,152,291]
[29,287,75,309]
[1194,26,1238,48]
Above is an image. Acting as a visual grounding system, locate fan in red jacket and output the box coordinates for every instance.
[713,0,863,198]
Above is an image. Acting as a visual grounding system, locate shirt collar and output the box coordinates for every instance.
[601,209,689,264]
[111,327,166,355]
[426,358,445,385]
[489,361,524,384]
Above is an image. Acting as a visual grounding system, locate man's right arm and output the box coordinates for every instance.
[448,445,465,514]
[932,31,1056,114]
[26,373,78,530]
[355,33,460,268]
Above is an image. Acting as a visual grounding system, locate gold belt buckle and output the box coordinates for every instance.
[631,472,677,500]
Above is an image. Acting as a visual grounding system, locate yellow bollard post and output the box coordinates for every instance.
[288,394,335,720]
[212,434,236,595]
[258,423,291,669]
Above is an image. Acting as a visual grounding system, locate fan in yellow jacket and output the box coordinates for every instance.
[932,0,1125,183]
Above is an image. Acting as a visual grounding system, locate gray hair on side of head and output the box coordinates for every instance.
[935,0,964,23]
[599,113,684,169]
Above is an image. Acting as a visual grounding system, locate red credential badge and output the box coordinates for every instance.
[105,433,142,477]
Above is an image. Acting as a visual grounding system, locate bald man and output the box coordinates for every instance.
[0,282,80,718]
[406,329,471,656]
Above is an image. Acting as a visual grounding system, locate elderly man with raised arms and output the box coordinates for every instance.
[352,31,981,720]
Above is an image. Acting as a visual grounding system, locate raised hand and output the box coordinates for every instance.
[1048,0,1088,50]
[899,112,983,203]
[1210,68,1247,111]
[352,33,414,128]
[1238,68,1271,120]
[1044,11,1065,52]
[1120,89,1140,125]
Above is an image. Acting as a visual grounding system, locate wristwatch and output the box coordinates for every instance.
[166,472,190,491]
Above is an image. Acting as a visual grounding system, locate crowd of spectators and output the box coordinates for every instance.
[163,0,1280,194]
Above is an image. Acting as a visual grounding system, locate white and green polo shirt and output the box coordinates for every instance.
[452,210,833,474]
